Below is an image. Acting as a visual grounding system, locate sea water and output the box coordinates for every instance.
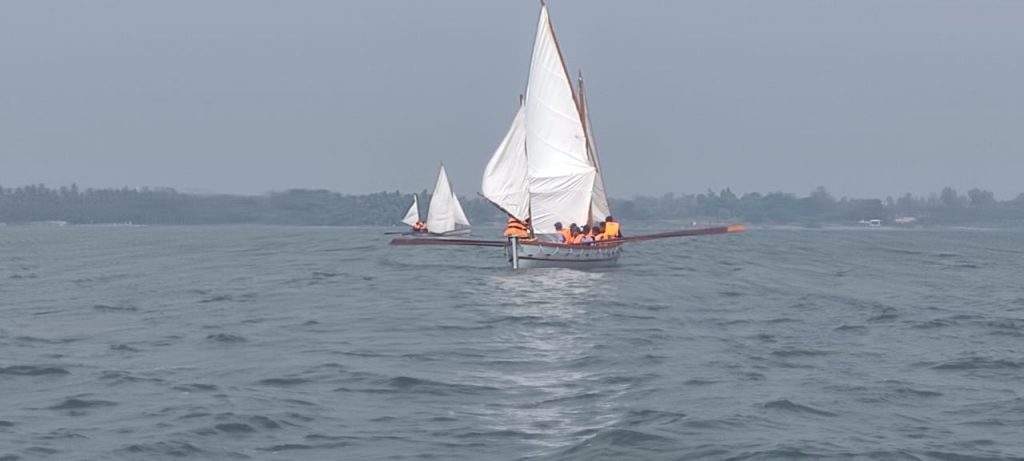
[1,225,1022,459]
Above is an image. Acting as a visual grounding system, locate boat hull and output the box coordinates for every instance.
[507,240,622,269]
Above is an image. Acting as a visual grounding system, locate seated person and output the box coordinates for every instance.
[603,216,622,238]
[578,224,595,244]
[553,222,571,243]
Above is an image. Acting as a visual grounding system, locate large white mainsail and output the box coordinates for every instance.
[523,5,596,235]
[481,104,530,221]
[426,165,471,234]
[578,73,611,224]
[401,195,420,227]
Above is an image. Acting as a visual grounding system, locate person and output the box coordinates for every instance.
[553,222,572,243]
[504,216,530,238]
[589,222,602,242]
[568,224,581,244]
[412,221,427,232]
[578,224,595,245]
[603,216,622,239]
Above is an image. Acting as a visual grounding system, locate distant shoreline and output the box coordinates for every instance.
[1,184,1022,228]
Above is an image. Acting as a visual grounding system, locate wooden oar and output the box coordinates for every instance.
[389,237,507,247]
[616,225,746,243]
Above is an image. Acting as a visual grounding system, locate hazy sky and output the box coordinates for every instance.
[2,1,1022,199]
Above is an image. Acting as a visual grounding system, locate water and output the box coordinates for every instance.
[2,225,1023,460]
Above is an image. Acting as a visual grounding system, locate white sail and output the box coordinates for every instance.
[523,5,596,235]
[453,193,471,227]
[481,104,530,221]
[579,74,611,224]
[401,195,420,227]
[426,165,470,234]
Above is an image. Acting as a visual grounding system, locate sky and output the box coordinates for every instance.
[2,1,1022,200]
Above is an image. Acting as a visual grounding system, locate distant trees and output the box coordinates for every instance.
[967,188,996,206]
[1,184,1021,227]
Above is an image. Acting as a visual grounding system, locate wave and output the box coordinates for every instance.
[48,398,117,410]
[92,303,138,312]
[205,333,247,343]
[547,428,675,459]
[762,399,838,417]
[257,377,309,387]
[0,365,69,376]
[931,358,1023,371]
[119,441,205,458]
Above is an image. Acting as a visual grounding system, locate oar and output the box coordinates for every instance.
[389,237,507,247]
[616,225,746,243]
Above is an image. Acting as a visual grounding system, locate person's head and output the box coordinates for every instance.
[570,226,580,236]
[593,223,603,235]
[554,222,563,230]
[581,224,590,234]
[605,215,614,223]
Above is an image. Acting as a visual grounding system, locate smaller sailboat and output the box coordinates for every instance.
[394,165,471,236]
[400,195,427,233]
[425,165,472,236]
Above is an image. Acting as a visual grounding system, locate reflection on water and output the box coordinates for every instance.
[472,269,622,453]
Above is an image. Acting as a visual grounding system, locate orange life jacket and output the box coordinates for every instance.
[571,233,584,244]
[557,228,572,243]
[604,221,620,238]
[504,218,530,238]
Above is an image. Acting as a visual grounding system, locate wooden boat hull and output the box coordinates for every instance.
[508,240,622,269]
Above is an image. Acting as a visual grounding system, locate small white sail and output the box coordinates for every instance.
[524,5,596,235]
[453,193,471,227]
[481,104,530,221]
[426,165,470,234]
[401,195,420,227]
[579,75,611,224]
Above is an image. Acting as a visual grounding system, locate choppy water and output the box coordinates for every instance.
[2,225,1023,460]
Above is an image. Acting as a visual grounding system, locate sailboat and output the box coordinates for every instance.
[400,194,426,233]
[391,3,744,268]
[425,165,472,235]
[477,3,628,268]
[394,166,471,235]
[395,165,471,235]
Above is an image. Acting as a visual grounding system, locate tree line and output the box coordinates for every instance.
[1,184,1023,227]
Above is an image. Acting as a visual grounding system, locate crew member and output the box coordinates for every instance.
[578,224,595,245]
[553,222,572,243]
[603,216,622,239]
[412,221,427,232]
[504,216,530,238]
